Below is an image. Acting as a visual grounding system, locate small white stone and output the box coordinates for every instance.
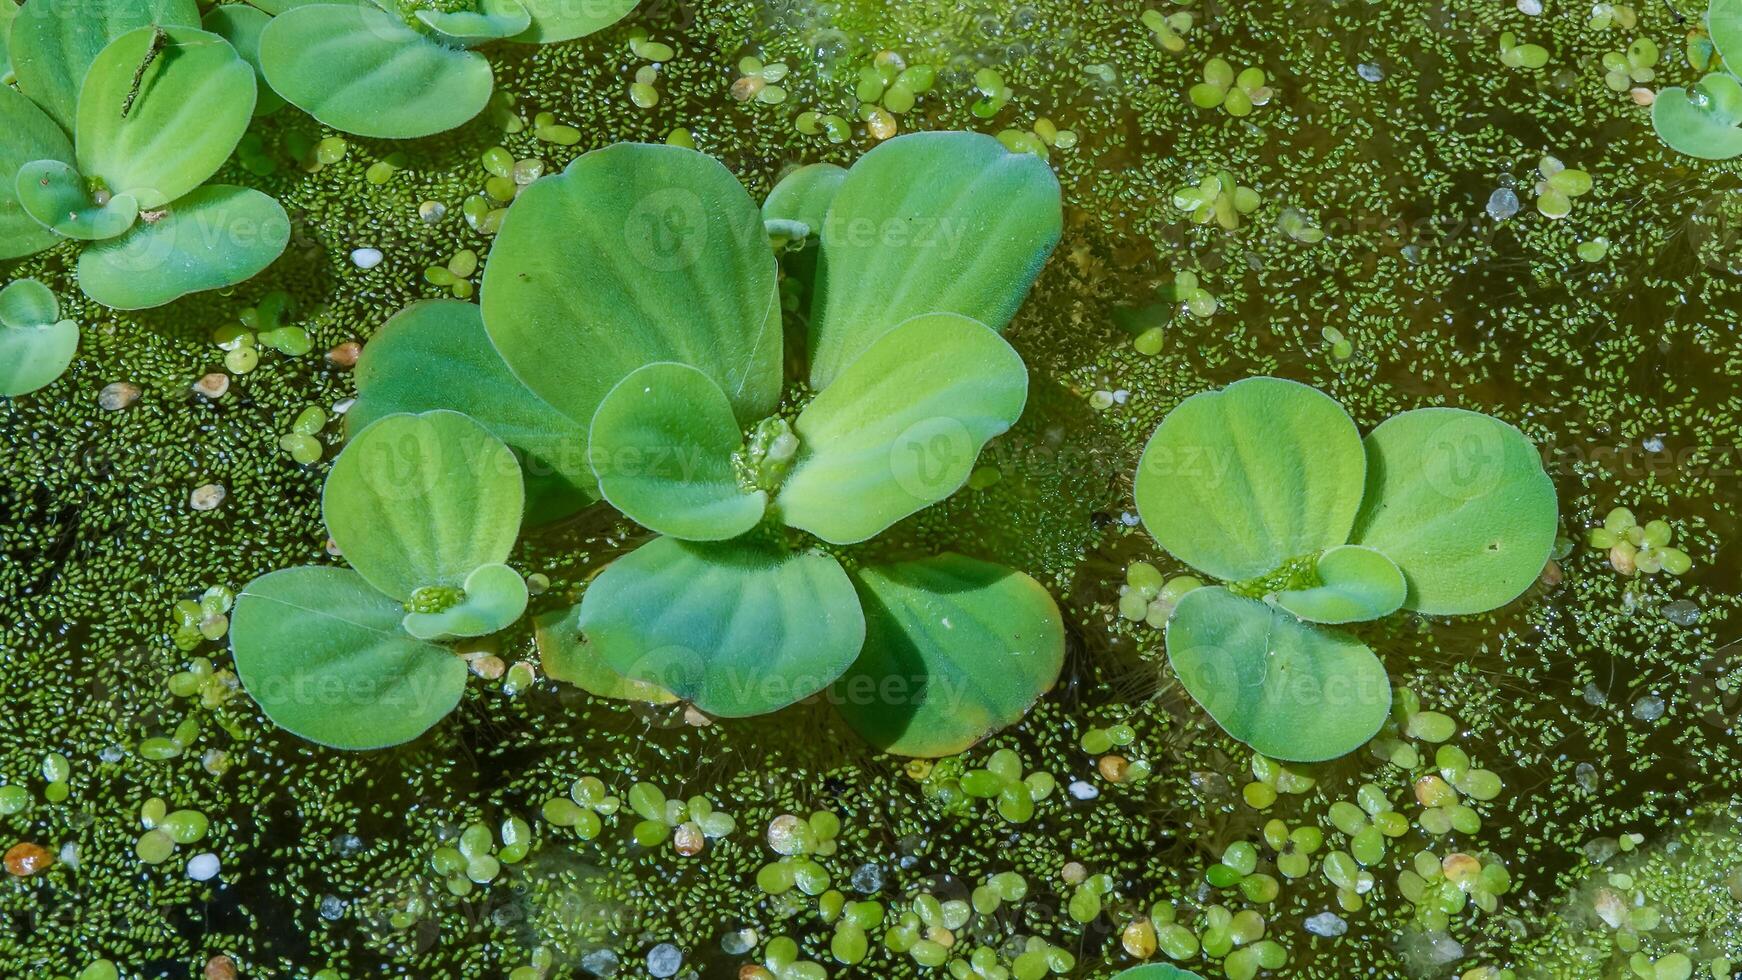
[189,484,226,511]
[350,247,384,269]
[187,852,220,881]
[1067,780,1099,801]
[1517,0,1542,14]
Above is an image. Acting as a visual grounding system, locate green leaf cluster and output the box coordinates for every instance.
[230,411,529,749]
[2,0,289,308]
[0,278,78,397]
[1652,0,1742,159]
[344,131,1068,755]
[255,0,637,139]
[1135,377,1558,761]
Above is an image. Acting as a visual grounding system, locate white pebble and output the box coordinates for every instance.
[189,484,226,512]
[1517,0,1542,13]
[187,852,220,881]
[350,247,384,269]
[1067,780,1099,801]
[1305,911,1347,937]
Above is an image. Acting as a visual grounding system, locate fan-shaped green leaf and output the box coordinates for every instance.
[514,0,638,43]
[578,537,864,717]
[807,131,1062,389]
[1652,73,1742,161]
[8,0,199,131]
[0,279,59,330]
[589,362,766,541]
[1111,967,1205,980]
[1711,0,1742,65]
[0,279,78,398]
[417,0,532,45]
[203,4,286,116]
[1349,407,1557,616]
[323,411,525,601]
[0,87,76,260]
[778,313,1027,545]
[77,185,290,310]
[258,0,494,139]
[348,300,596,525]
[1272,544,1406,624]
[481,142,782,438]
[0,2,13,79]
[401,563,529,641]
[229,566,469,750]
[1134,376,1366,583]
[78,24,255,206]
[15,160,139,240]
[762,162,847,239]
[536,604,679,704]
[1165,586,1391,762]
[833,554,1064,757]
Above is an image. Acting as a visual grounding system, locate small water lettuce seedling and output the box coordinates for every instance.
[1187,57,1272,116]
[1134,377,1558,761]
[1498,31,1550,70]
[228,411,531,749]
[355,131,1067,756]
[1652,0,1742,158]
[0,279,78,397]
[255,0,638,139]
[2,0,290,308]
[1534,156,1593,219]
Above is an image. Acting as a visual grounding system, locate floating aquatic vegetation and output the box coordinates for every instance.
[350,131,1069,756]
[1,0,290,308]
[228,411,530,748]
[255,0,637,138]
[0,279,78,397]
[1134,377,1559,760]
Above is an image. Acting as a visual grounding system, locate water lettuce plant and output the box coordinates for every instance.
[2,0,290,308]
[254,0,637,139]
[228,410,531,749]
[351,131,1067,756]
[0,278,78,397]
[1113,967,1203,979]
[1135,377,1557,762]
[1652,0,1742,159]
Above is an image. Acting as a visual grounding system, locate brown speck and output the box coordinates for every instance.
[325,342,361,369]
[98,381,140,411]
[1630,87,1655,106]
[203,955,238,980]
[673,822,704,856]
[1538,559,1563,588]
[1098,754,1130,783]
[4,842,52,876]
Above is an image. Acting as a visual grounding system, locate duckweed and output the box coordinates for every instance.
[1187,58,1273,116]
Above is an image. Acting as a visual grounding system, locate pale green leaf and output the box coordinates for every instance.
[77,185,290,310]
[589,362,766,541]
[834,554,1064,757]
[578,537,864,717]
[417,0,531,45]
[1134,376,1366,583]
[8,0,199,131]
[1111,967,1206,980]
[1349,407,1558,616]
[1652,73,1742,161]
[514,0,638,43]
[807,131,1062,389]
[1711,0,1742,67]
[1165,586,1391,762]
[229,565,469,750]
[481,142,782,437]
[77,26,255,209]
[0,278,58,329]
[1272,544,1406,624]
[203,4,286,115]
[0,86,76,260]
[15,159,139,240]
[401,563,529,641]
[323,411,525,601]
[536,603,679,705]
[762,162,847,239]
[258,0,493,139]
[348,300,597,525]
[778,313,1027,545]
